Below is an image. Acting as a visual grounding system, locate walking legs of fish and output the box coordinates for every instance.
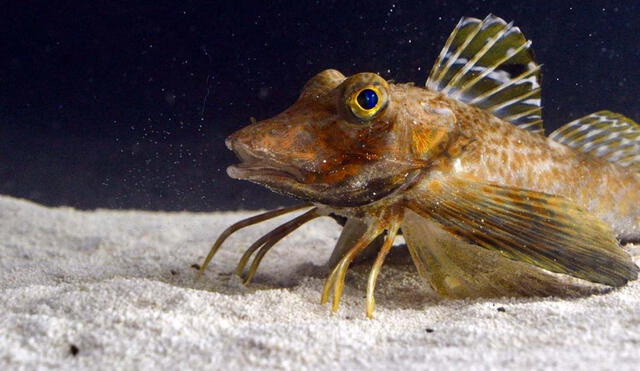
[199,203,314,275]
[201,204,406,318]
[320,216,401,318]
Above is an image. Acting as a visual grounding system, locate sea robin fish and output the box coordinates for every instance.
[200,15,640,318]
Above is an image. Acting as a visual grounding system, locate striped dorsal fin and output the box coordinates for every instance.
[426,15,543,135]
[549,111,640,171]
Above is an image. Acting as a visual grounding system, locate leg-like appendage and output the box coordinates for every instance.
[237,208,321,284]
[365,222,400,318]
[199,204,312,273]
[321,222,383,312]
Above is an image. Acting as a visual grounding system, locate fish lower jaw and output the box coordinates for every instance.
[226,162,303,183]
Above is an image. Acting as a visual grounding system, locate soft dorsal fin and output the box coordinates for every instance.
[549,111,640,170]
[426,15,543,135]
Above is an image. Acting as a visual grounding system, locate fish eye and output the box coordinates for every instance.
[346,84,388,123]
[356,89,378,110]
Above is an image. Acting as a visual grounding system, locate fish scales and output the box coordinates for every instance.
[201,15,640,318]
[443,97,640,239]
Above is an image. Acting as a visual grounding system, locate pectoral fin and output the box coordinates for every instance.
[402,210,605,298]
[408,178,638,287]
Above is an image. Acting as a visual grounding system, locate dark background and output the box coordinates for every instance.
[2,1,639,211]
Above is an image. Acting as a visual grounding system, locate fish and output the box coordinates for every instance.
[200,15,640,318]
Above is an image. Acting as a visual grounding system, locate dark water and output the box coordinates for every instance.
[2,1,639,211]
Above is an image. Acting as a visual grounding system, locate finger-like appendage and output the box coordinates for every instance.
[331,256,354,312]
[235,208,320,277]
[242,209,321,284]
[322,223,383,312]
[321,235,370,306]
[321,263,340,305]
[366,223,400,318]
[199,204,312,274]
[234,235,270,277]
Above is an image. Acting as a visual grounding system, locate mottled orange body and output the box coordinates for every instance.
[203,15,639,317]
[418,91,640,239]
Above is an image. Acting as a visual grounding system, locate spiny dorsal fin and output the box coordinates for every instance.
[549,111,640,170]
[427,15,543,135]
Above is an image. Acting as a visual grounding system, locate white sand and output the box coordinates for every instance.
[1,195,639,370]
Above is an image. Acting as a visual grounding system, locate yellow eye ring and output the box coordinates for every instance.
[347,85,384,121]
[338,73,390,124]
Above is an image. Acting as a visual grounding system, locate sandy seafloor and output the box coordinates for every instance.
[1,195,640,370]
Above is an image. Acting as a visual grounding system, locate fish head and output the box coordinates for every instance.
[226,69,459,207]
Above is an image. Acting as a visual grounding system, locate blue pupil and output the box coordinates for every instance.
[357,89,378,110]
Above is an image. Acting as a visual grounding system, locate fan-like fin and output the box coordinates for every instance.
[426,15,543,134]
[408,177,638,286]
[549,110,640,170]
[402,210,605,298]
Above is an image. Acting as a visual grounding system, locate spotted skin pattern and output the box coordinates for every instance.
[439,96,640,240]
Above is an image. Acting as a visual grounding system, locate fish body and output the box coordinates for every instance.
[203,15,640,317]
[426,95,640,240]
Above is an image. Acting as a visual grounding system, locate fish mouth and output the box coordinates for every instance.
[224,136,419,207]
[226,137,305,183]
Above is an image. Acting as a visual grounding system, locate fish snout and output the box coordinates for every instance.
[224,135,234,151]
[225,129,260,165]
[227,117,303,162]
[226,117,277,152]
